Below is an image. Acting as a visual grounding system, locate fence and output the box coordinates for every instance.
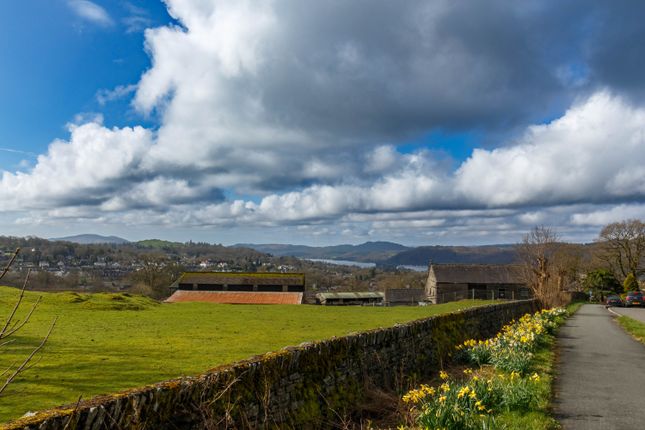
[434,289,530,303]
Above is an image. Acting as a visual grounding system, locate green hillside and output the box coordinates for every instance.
[0,286,494,423]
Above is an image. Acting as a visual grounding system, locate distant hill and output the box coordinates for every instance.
[50,234,130,245]
[234,241,410,263]
[382,245,519,266]
[235,241,521,265]
[136,239,184,249]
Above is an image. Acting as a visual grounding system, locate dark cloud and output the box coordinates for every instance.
[3,0,645,244]
[585,0,645,100]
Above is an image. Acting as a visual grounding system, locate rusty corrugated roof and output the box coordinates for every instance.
[165,290,303,305]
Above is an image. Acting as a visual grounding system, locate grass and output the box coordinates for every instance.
[496,302,585,429]
[0,286,495,423]
[495,303,583,429]
[494,337,560,429]
[616,315,645,344]
[402,304,583,429]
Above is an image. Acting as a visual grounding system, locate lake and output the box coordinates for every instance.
[307,259,376,268]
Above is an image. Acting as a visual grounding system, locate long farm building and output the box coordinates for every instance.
[166,272,305,305]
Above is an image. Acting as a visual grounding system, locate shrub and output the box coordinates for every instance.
[457,308,566,374]
[404,370,544,430]
[623,273,639,293]
[404,308,567,430]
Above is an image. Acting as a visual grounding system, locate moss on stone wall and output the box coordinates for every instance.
[2,300,539,430]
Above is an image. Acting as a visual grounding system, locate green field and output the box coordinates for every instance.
[0,286,494,423]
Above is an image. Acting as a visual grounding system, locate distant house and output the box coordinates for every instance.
[315,292,384,306]
[166,272,305,305]
[426,264,529,304]
[385,288,426,306]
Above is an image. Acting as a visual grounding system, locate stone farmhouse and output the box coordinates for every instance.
[166,272,305,305]
[426,264,529,304]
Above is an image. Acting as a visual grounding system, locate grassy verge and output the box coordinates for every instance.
[565,301,584,316]
[489,303,584,429]
[401,305,583,430]
[493,336,559,429]
[0,286,496,423]
[616,315,645,344]
[496,303,584,429]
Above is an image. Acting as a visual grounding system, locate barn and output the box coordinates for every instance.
[425,264,529,304]
[166,272,305,305]
[384,288,426,306]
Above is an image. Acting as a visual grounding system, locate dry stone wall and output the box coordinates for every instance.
[5,300,539,430]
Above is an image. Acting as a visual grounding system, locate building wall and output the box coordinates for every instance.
[385,288,425,306]
[8,301,539,430]
[425,266,437,302]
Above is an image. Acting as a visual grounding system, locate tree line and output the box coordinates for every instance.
[519,219,645,306]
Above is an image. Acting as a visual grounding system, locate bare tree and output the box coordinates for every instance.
[0,248,56,396]
[130,253,184,299]
[596,219,645,282]
[517,226,566,307]
[552,243,583,292]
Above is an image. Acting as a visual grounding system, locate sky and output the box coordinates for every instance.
[0,0,644,246]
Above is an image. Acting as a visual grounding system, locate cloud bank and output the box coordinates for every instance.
[4,0,645,243]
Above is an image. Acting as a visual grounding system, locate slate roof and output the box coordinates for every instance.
[431,264,525,284]
[177,272,305,286]
[165,290,303,305]
[315,292,384,300]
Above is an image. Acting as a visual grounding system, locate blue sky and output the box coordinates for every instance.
[0,1,172,169]
[0,0,644,246]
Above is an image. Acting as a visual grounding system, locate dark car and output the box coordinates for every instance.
[606,295,624,307]
[624,291,644,307]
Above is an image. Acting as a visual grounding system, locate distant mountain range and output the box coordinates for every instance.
[381,245,518,266]
[235,241,519,266]
[233,241,409,263]
[47,235,520,266]
[50,234,130,245]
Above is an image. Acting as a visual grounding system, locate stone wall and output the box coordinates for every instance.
[6,300,539,430]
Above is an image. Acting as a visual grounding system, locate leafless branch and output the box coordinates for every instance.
[0,248,19,282]
[0,251,57,397]
[0,316,57,396]
[0,270,37,340]
[0,361,17,378]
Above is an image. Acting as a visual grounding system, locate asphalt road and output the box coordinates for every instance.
[553,304,645,430]
[609,305,645,323]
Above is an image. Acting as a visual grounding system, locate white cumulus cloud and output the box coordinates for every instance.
[67,0,114,27]
[3,0,645,243]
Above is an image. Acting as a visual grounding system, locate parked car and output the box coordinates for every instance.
[605,295,624,307]
[624,291,644,307]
